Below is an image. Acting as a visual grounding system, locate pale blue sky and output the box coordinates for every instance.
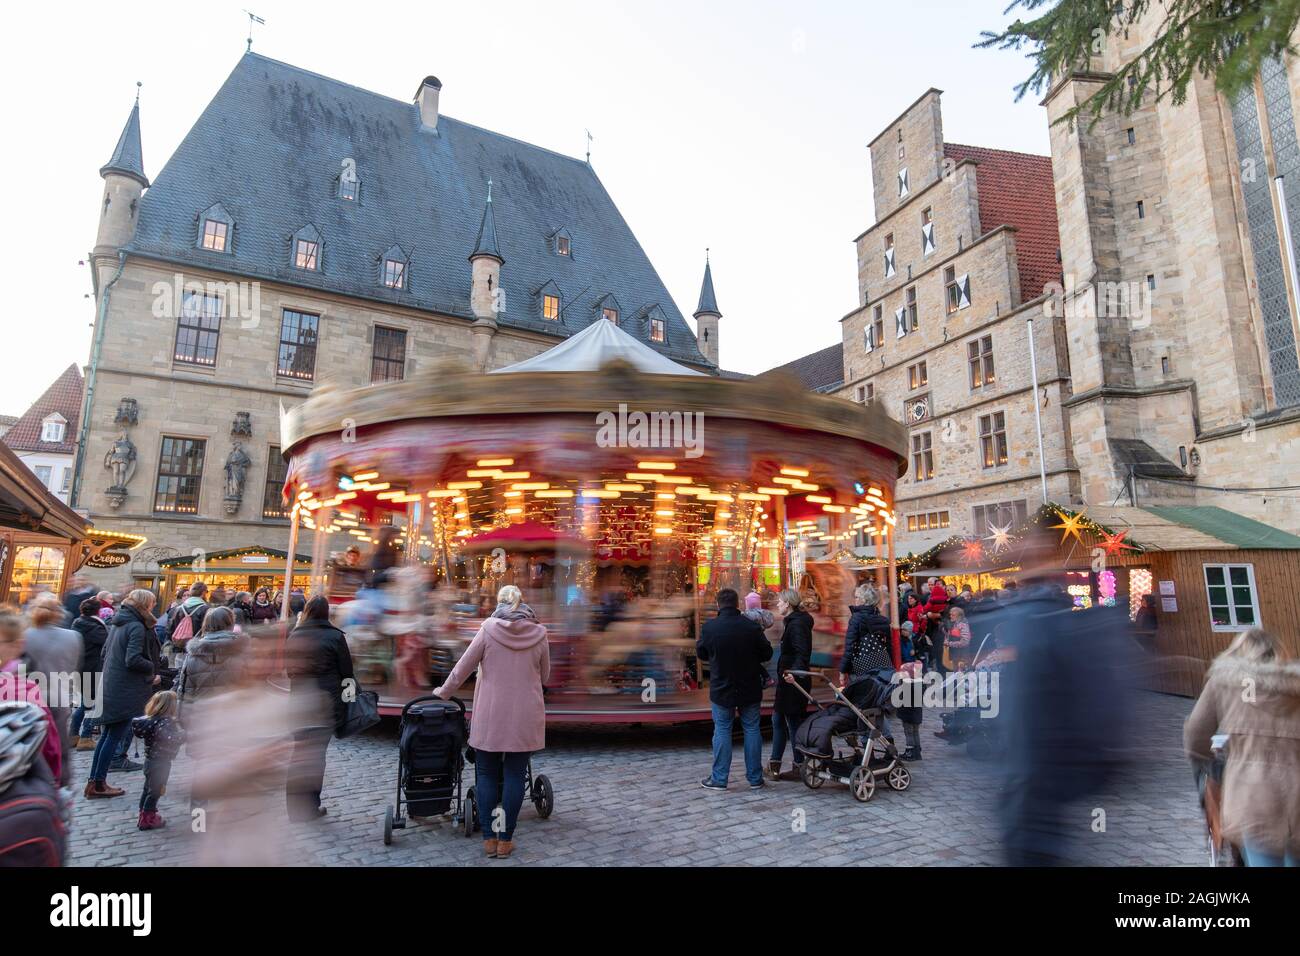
[0,0,1051,412]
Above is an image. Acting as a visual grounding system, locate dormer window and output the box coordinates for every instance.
[339,176,358,202]
[295,239,318,270]
[380,246,408,290]
[195,203,234,254]
[543,293,561,321]
[383,259,405,289]
[649,317,666,343]
[557,236,571,257]
[41,415,66,443]
[202,219,228,252]
[603,307,619,324]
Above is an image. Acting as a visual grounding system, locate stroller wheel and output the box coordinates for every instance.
[383,805,393,846]
[463,787,477,838]
[532,774,555,819]
[849,766,876,803]
[800,759,824,790]
[886,764,911,791]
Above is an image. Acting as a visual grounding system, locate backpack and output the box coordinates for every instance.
[0,720,65,867]
[171,603,203,646]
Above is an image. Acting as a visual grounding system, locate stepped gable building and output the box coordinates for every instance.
[81,53,722,586]
[831,89,1073,556]
[1045,17,1300,532]
[3,364,84,504]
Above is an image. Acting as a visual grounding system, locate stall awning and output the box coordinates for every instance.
[156,545,312,567]
[0,440,87,541]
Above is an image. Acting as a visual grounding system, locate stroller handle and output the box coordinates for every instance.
[401,694,465,719]
[785,669,830,682]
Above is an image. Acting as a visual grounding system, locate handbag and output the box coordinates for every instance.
[336,689,380,739]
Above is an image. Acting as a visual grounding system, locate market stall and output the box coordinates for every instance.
[0,440,90,604]
[154,545,312,599]
[278,320,908,717]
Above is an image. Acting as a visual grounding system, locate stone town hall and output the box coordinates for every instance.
[80,54,726,586]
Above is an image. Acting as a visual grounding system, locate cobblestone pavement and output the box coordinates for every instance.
[67,691,1206,867]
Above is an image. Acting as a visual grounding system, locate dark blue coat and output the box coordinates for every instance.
[99,604,161,725]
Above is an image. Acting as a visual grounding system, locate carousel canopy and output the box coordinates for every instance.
[490,319,706,377]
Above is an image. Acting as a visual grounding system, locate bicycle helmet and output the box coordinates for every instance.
[0,701,49,794]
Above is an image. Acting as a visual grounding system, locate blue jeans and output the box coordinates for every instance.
[475,751,530,841]
[70,703,98,738]
[710,702,763,787]
[89,720,132,782]
[769,711,804,767]
[1242,845,1298,867]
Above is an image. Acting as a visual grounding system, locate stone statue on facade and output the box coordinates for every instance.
[223,440,253,514]
[103,431,137,509]
[231,411,253,437]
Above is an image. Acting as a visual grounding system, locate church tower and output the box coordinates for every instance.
[693,254,721,366]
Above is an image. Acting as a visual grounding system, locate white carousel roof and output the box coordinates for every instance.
[489,318,707,376]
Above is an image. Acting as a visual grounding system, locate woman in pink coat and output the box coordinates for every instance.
[435,585,549,859]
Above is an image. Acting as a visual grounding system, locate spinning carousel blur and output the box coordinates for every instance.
[277,322,908,719]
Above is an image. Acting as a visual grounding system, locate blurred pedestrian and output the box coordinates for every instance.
[177,607,249,710]
[1185,628,1300,867]
[86,590,161,800]
[69,599,108,751]
[768,588,813,781]
[0,608,62,783]
[696,588,771,790]
[284,596,355,823]
[23,594,81,787]
[435,585,549,858]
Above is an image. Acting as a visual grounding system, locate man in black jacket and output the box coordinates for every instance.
[696,589,773,791]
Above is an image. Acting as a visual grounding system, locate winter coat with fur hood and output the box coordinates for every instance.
[1184,654,1300,856]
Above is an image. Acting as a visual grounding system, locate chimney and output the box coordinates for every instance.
[415,76,442,131]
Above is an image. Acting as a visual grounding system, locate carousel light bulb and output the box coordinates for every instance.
[579,489,620,499]
[792,481,820,492]
[535,490,574,498]
[605,483,644,493]
[655,510,675,518]
[449,481,483,490]
[823,505,847,514]
[467,469,502,478]
[512,482,549,491]
[806,495,832,505]
[654,527,672,536]
[476,459,515,468]
[504,491,523,498]
[336,492,357,501]
[505,507,523,516]
[655,492,676,500]
[779,467,810,477]
[738,493,771,502]
[455,512,469,520]
[638,462,676,471]
[495,472,530,480]
[353,472,380,482]
[718,511,732,519]
[756,487,789,496]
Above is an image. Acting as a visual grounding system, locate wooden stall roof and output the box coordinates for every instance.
[1086,506,1300,552]
[156,545,312,567]
[0,439,87,541]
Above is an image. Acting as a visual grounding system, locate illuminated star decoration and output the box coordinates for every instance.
[984,521,1013,555]
[1051,507,1089,545]
[1099,529,1137,558]
[960,537,985,566]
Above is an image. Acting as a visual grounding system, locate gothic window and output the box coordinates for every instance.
[154,437,206,514]
[911,431,934,482]
[278,309,319,381]
[371,326,407,383]
[979,412,1009,468]
[174,291,222,367]
[968,335,995,389]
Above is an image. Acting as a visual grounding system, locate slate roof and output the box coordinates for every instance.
[943,143,1060,302]
[764,342,844,393]
[2,364,84,455]
[124,53,712,368]
[101,100,148,188]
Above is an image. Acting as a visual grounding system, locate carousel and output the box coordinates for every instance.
[278,321,908,718]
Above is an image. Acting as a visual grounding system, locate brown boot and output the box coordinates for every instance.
[483,838,499,857]
[495,840,515,858]
[767,760,782,780]
[84,779,124,799]
[69,735,81,748]
[75,738,97,751]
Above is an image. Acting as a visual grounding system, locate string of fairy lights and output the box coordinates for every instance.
[286,458,900,578]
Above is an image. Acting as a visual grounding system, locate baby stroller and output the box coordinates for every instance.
[789,670,912,803]
[383,695,469,844]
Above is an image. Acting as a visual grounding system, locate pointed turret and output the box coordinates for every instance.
[469,181,504,371]
[94,91,149,276]
[469,179,503,263]
[100,98,149,189]
[693,253,721,365]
